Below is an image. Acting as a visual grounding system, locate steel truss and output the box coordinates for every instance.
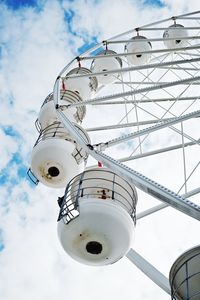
[54,9,200,298]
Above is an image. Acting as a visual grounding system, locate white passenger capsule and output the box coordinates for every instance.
[91,50,122,85]
[126,35,152,65]
[64,67,98,100]
[170,245,200,300]
[30,122,90,188]
[57,167,137,266]
[38,91,86,130]
[163,24,188,49]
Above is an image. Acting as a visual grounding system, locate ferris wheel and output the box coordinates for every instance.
[29,10,200,300]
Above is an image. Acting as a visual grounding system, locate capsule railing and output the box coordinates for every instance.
[170,249,200,300]
[57,169,137,225]
[33,122,72,147]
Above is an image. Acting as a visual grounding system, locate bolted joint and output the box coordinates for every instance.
[94,142,107,151]
[87,144,94,150]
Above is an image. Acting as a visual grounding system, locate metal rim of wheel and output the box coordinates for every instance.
[53,10,200,298]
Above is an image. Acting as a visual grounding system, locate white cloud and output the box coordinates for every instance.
[0,127,18,170]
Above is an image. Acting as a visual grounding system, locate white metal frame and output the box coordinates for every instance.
[53,10,200,296]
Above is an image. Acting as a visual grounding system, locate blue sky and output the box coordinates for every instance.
[144,0,164,7]
[0,0,166,261]
[3,0,38,9]
[0,1,200,300]
[0,0,167,191]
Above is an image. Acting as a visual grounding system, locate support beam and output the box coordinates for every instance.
[79,47,200,63]
[106,35,200,44]
[55,108,200,221]
[92,96,200,105]
[114,81,200,85]
[86,118,172,132]
[126,249,171,294]
[96,109,200,149]
[178,17,200,20]
[66,74,200,107]
[120,140,199,163]
[136,187,200,220]
[133,26,200,31]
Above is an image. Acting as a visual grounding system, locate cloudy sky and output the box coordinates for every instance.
[1,0,200,299]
